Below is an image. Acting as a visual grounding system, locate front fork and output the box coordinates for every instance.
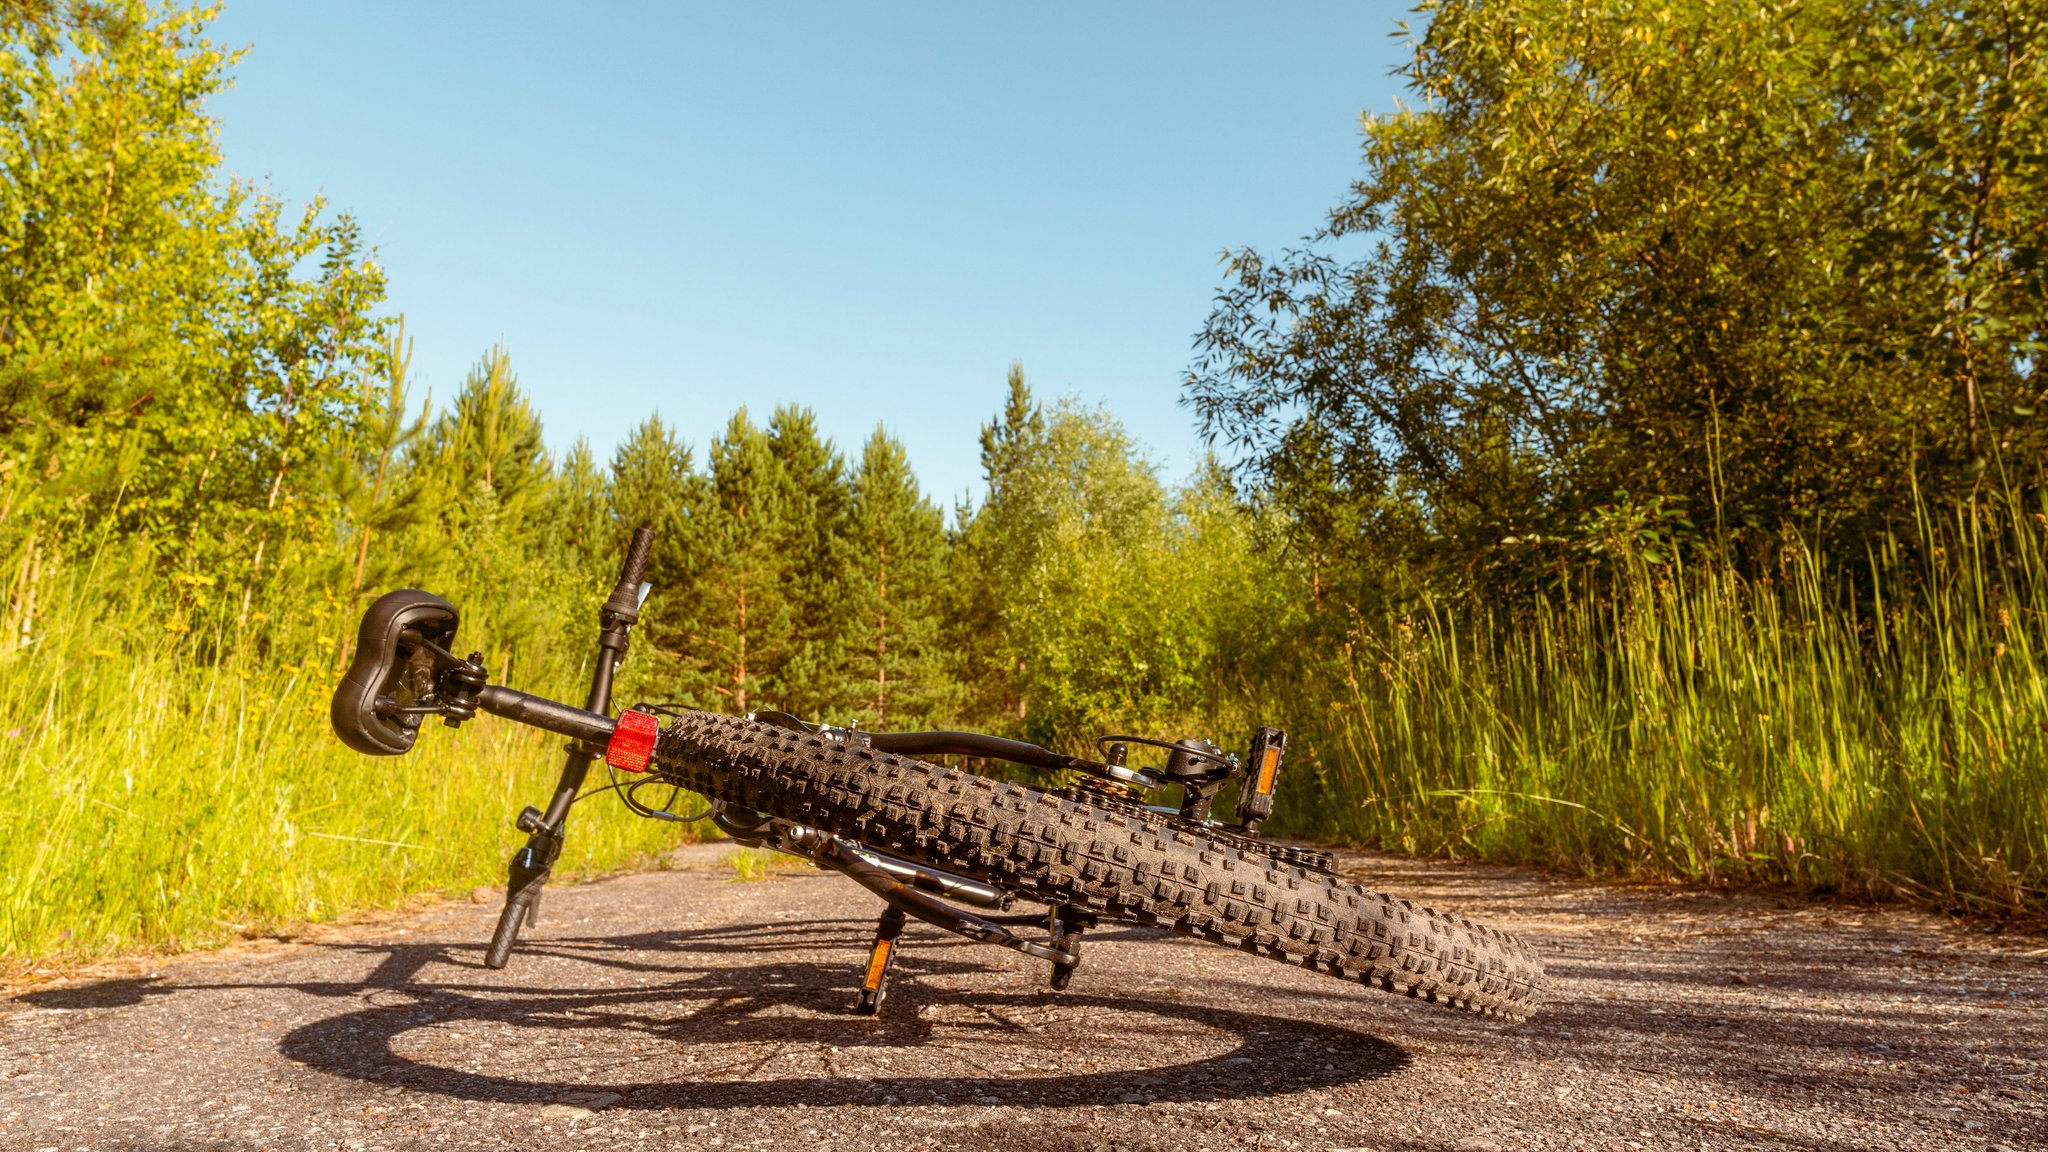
[483,527,653,970]
[483,797,571,968]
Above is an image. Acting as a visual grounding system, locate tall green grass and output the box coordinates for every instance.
[1271,503,2048,915]
[0,548,691,974]
[8,498,2045,973]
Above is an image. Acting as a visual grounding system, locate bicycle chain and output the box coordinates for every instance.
[1060,780,1336,875]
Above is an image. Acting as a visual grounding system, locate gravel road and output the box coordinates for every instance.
[3,842,2043,1151]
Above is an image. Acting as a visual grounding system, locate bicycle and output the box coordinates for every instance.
[330,527,1546,1021]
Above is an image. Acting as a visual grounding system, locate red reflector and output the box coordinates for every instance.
[606,709,660,773]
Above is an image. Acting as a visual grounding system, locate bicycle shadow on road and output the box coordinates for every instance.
[238,917,1412,1110]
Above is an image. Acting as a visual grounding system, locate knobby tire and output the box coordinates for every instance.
[654,711,1546,1021]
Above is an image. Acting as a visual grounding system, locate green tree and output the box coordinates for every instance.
[422,345,550,534]
[991,403,1166,747]
[949,365,1049,725]
[951,368,1179,742]
[608,416,694,560]
[1186,0,2048,590]
[329,317,433,667]
[763,404,850,717]
[405,344,566,672]
[674,409,798,714]
[546,437,611,576]
[837,427,955,728]
[607,414,700,700]
[0,0,386,584]
[1005,459,1302,751]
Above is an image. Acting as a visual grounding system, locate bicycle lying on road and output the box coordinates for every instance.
[330,528,1546,1021]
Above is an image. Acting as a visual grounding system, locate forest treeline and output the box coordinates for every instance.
[1,0,2043,965]
[0,1,1285,751]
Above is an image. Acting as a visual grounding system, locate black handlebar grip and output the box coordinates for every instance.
[601,525,655,620]
[617,525,654,588]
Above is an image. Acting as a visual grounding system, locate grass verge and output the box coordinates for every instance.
[0,555,695,975]
[1269,507,2047,918]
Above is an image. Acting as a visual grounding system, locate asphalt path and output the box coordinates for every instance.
[2,843,2043,1151]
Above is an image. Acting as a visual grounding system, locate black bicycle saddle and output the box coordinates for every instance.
[330,589,460,756]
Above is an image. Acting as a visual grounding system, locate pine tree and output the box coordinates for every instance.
[329,317,432,671]
[763,404,850,717]
[838,427,955,729]
[546,437,611,576]
[607,415,701,700]
[425,343,550,529]
[979,362,1046,510]
[413,344,554,626]
[676,409,798,715]
[949,364,1049,728]
[608,414,696,561]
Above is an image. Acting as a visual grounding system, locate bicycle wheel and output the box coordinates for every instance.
[653,711,1546,1021]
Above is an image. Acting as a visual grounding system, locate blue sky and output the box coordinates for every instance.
[208,3,1417,508]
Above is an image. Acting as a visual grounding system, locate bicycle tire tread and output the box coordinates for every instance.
[654,711,1545,1021]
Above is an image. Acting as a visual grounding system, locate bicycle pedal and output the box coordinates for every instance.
[855,906,907,1015]
[854,983,886,1015]
[1236,727,1286,833]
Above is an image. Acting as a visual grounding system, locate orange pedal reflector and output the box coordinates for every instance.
[605,709,660,773]
[1236,727,1286,825]
[863,938,894,990]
